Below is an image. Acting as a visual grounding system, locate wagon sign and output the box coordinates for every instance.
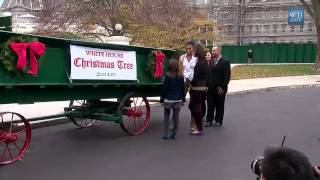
[70,45,137,80]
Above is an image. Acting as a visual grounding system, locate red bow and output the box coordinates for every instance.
[10,42,46,76]
[153,51,165,79]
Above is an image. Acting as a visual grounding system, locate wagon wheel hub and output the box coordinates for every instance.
[134,110,143,118]
[126,108,143,118]
[0,133,18,143]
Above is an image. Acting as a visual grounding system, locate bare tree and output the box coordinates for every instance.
[37,0,135,40]
[36,0,219,48]
[300,0,320,70]
[127,0,219,49]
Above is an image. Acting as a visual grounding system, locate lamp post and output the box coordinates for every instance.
[105,23,132,45]
[112,23,124,36]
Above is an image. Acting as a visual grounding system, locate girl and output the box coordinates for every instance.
[160,58,186,140]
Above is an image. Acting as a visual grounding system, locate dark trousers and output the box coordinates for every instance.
[201,91,207,118]
[188,90,204,131]
[206,91,226,124]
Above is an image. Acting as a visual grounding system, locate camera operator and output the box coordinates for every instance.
[251,147,320,180]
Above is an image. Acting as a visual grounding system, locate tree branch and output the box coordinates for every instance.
[300,0,314,18]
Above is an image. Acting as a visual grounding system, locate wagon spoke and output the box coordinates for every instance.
[6,143,14,160]
[133,117,138,130]
[132,97,136,107]
[138,99,144,107]
[13,142,21,152]
[9,114,14,133]
[137,117,143,129]
[128,116,132,127]
[80,119,85,126]
[76,100,82,105]
[11,120,22,132]
[15,128,26,135]
[1,145,8,161]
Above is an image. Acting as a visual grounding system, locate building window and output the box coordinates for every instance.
[273,24,278,33]
[256,25,260,33]
[282,24,286,32]
[241,26,245,33]
[227,25,233,34]
[248,25,253,33]
[290,26,295,32]
[300,25,304,32]
[264,25,270,33]
[308,23,313,31]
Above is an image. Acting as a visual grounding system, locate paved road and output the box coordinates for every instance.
[1,88,320,180]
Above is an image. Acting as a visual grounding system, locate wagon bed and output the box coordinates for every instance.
[0,30,173,165]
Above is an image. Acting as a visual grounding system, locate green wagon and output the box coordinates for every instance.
[0,30,172,165]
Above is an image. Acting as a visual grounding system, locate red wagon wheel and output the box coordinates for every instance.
[68,100,97,128]
[0,112,31,165]
[119,92,150,135]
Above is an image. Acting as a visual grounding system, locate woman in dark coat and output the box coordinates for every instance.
[188,44,208,135]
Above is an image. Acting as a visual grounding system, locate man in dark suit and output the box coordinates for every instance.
[205,46,231,127]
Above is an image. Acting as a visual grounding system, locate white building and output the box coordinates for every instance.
[0,0,42,33]
[205,0,317,45]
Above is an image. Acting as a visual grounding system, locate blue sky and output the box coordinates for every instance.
[0,0,3,7]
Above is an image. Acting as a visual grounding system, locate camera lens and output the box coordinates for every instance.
[251,156,264,175]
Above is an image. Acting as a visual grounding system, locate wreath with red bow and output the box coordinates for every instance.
[145,50,166,79]
[0,36,46,76]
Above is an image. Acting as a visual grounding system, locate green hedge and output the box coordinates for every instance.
[0,16,12,32]
[220,43,317,64]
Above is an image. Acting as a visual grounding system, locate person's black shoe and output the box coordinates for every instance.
[170,132,176,140]
[212,122,222,127]
[205,122,212,127]
[162,136,169,140]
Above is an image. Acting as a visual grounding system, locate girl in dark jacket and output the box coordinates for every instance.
[188,44,208,135]
[160,58,186,140]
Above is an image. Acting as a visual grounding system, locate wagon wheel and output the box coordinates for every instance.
[119,92,150,135]
[68,100,97,128]
[0,112,31,165]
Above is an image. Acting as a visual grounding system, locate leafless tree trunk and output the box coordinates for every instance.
[300,0,320,70]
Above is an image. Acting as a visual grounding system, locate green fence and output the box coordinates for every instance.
[221,43,317,64]
[0,16,12,32]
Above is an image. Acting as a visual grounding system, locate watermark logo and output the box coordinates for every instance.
[288,8,304,25]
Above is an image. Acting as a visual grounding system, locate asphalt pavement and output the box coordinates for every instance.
[1,87,320,180]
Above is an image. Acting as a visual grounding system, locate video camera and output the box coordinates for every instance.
[250,136,320,180]
[250,156,320,180]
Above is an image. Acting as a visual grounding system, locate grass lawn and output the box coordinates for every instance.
[231,64,320,80]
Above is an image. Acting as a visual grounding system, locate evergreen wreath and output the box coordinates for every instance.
[0,36,39,76]
[146,50,157,77]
